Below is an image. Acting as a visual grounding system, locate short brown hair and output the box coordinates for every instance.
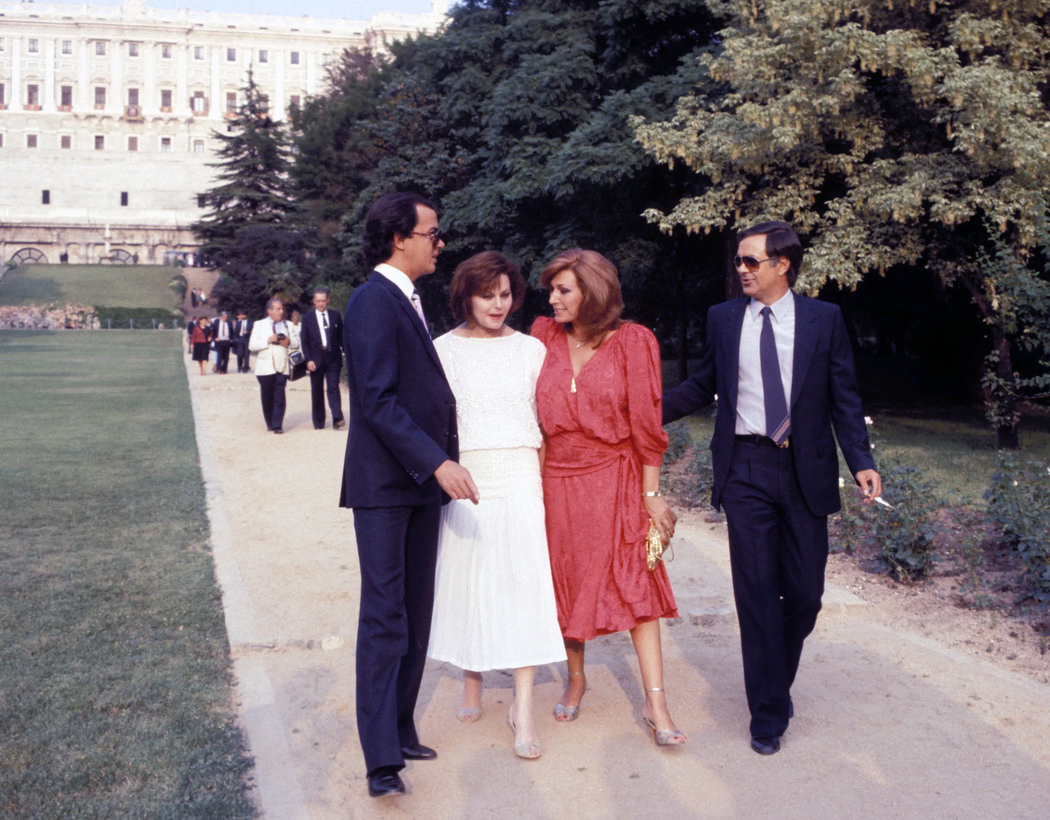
[540,249,623,345]
[448,251,526,325]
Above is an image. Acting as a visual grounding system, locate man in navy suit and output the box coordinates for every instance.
[232,312,253,373]
[340,192,479,798]
[663,221,881,756]
[300,287,345,430]
[211,311,233,374]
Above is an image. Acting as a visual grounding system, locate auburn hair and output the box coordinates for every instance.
[448,251,526,325]
[540,249,623,346]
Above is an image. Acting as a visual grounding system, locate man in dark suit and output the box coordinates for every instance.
[232,312,253,373]
[340,192,479,798]
[211,311,233,374]
[300,287,345,430]
[663,221,881,756]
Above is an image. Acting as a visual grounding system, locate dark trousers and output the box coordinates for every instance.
[720,440,828,739]
[309,352,344,428]
[234,339,250,372]
[352,503,441,776]
[256,373,288,430]
[214,340,232,373]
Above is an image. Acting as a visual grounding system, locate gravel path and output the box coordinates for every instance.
[184,351,1050,819]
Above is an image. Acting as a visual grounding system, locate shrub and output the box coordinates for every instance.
[985,454,1050,605]
[663,420,692,466]
[873,459,941,581]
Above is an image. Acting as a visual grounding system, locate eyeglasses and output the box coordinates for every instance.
[411,229,445,245]
[733,254,780,271]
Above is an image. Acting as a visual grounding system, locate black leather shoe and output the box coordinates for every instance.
[367,767,405,798]
[400,743,437,760]
[788,698,794,720]
[333,419,345,430]
[273,428,283,434]
[750,735,781,755]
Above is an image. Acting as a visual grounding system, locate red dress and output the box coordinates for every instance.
[531,317,678,642]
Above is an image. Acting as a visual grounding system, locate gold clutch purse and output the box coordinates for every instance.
[645,519,665,571]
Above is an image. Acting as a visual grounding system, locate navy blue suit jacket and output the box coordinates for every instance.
[339,272,458,509]
[663,294,874,517]
[301,308,343,368]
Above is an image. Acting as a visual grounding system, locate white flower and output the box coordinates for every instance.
[838,477,845,488]
[864,416,873,426]
[871,443,876,450]
[1014,480,1019,486]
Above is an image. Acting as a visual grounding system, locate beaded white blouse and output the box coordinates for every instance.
[434,330,547,453]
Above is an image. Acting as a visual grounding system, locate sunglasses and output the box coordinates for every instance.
[410,229,445,245]
[733,254,780,271]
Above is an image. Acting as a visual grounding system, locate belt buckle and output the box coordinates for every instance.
[778,438,790,449]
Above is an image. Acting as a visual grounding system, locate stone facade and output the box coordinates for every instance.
[0,0,446,264]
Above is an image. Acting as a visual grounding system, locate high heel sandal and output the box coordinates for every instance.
[508,708,542,759]
[643,687,687,746]
[457,705,481,723]
[554,671,585,722]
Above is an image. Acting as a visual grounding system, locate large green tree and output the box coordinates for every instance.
[292,0,728,370]
[634,0,1050,446]
[194,70,311,312]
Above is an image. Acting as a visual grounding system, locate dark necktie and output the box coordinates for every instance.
[760,306,790,445]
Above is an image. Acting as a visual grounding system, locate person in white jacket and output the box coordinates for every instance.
[248,299,299,433]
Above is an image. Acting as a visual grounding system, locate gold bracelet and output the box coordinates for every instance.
[642,491,662,497]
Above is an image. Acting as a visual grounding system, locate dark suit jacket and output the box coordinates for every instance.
[339,271,458,509]
[232,319,253,344]
[300,308,343,368]
[663,294,874,517]
[211,319,233,343]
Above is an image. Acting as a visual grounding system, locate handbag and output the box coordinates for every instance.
[645,519,673,571]
[287,348,307,381]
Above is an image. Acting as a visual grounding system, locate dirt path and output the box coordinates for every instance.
[184,352,1050,819]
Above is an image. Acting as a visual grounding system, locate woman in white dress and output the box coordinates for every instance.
[428,251,566,759]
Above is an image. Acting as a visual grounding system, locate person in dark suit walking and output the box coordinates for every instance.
[232,312,253,373]
[340,192,479,798]
[211,311,233,374]
[663,221,881,756]
[300,287,345,430]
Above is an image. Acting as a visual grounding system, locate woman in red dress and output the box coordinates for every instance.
[531,249,685,746]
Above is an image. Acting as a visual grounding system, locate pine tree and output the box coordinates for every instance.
[193,69,310,312]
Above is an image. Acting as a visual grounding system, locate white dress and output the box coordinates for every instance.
[427,330,567,671]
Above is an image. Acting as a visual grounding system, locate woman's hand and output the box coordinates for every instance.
[643,494,677,545]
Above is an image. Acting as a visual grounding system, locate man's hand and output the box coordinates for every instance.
[434,460,480,504]
[855,469,882,502]
[307,361,317,372]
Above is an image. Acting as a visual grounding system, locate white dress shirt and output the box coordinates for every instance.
[315,308,329,348]
[375,263,426,326]
[735,290,795,436]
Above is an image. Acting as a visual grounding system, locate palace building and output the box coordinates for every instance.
[0,0,446,265]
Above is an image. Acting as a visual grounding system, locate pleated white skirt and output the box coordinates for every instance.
[427,448,567,671]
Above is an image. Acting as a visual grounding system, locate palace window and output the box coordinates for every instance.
[42,190,50,204]
[161,89,173,109]
[0,38,5,53]
[128,136,138,151]
[129,43,139,57]
[62,40,73,55]
[0,83,4,105]
[27,84,40,106]
[27,134,38,148]
[191,91,206,113]
[121,192,129,206]
[193,139,205,154]
[290,51,300,65]
[95,41,106,56]
[95,86,106,107]
[321,53,332,66]
[128,88,139,107]
[289,94,301,107]
[60,85,73,107]
[61,135,72,149]
[259,49,268,63]
[227,48,236,62]
[95,135,105,150]
[194,46,204,60]
[198,194,207,208]
[161,137,172,152]
[161,44,172,59]
[28,39,40,54]
[226,92,237,113]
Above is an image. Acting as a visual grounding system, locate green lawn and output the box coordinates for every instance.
[0,264,181,310]
[0,331,255,819]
